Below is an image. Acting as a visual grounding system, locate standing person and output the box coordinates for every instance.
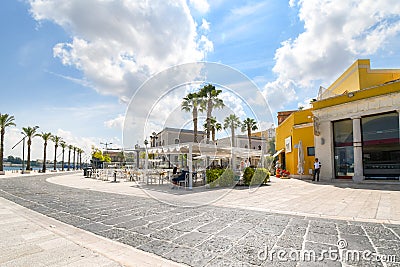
[313,158,321,181]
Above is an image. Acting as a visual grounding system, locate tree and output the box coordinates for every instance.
[22,126,39,171]
[39,132,52,173]
[223,114,241,147]
[181,92,203,142]
[68,145,73,171]
[241,118,258,150]
[73,146,77,170]
[51,135,62,171]
[203,116,222,142]
[60,141,67,171]
[0,114,16,172]
[198,84,224,143]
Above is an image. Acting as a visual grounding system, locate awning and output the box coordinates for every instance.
[272,149,284,158]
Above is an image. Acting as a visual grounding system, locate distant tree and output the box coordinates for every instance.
[39,132,52,173]
[73,147,77,170]
[22,126,39,171]
[223,114,241,147]
[68,145,73,171]
[241,118,258,150]
[60,141,67,171]
[51,135,62,171]
[203,116,222,142]
[0,114,16,172]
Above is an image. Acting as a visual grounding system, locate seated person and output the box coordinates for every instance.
[172,169,188,185]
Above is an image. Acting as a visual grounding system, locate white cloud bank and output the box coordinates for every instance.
[263,0,400,111]
[29,0,212,101]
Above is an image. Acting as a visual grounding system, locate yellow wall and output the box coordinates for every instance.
[324,59,400,96]
[275,109,314,176]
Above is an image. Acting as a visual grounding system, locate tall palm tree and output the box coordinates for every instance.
[39,132,52,173]
[241,118,258,149]
[0,114,16,172]
[203,116,222,142]
[22,126,39,171]
[68,145,73,171]
[181,92,203,143]
[60,141,67,171]
[224,114,241,147]
[73,146,77,170]
[51,135,62,171]
[78,148,83,169]
[198,84,224,143]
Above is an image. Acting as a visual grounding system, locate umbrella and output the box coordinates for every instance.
[297,140,304,174]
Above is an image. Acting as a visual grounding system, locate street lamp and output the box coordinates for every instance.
[100,142,113,150]
[11,132,27,174]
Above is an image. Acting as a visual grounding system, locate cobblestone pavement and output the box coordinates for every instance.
[1,174,400,267]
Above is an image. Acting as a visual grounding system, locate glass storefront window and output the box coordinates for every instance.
[333,119,354,179]
[362,112,400,180]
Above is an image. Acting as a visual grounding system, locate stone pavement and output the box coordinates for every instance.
[49,173,400,223]
[0,172,400,266]
[0,172,184,267]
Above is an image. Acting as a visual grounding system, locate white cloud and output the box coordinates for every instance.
[104,114,125,130]
[200,18,210,31]
[29,0,212,100]
[264,0,400,113]
[189,0,210,13]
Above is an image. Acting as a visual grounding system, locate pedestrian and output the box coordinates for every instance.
[313,158,321,181]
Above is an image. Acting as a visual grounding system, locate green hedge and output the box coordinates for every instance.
[206,168,235,188]
[243,167,270,186]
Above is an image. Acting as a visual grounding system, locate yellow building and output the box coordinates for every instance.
[313,59,400,181]
[275,109,314,178]
[275,59,400,181]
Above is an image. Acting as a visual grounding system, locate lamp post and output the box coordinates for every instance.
[11,133,26,174]
[100,142,113,150]
[144,139,149,183]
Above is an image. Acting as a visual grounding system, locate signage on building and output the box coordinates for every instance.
[285,136,292,153]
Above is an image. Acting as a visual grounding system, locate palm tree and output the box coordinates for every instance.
[181,92,203,142]
[198,84,224,143]
[60,141,67,171]
[39,132,52,173]
[68,145,73,171]
[203,116,222,142]
[51,135,62,171]
[78,148,84,169]
[73,146,77,170]
[0,114,16,172]
[241,118,258,149]
[224,114,241,147]
[22,126,39,171]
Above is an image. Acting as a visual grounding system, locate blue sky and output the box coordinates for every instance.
[2,0,400,160]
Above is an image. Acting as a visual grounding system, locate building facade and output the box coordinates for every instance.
[275,109,315,178]
[312,59,400,181]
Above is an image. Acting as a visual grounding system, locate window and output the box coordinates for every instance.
[174,138,179,144]
[307,147,315,156]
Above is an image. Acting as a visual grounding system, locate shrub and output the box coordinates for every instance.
[243,167,270,186]
[206,168,235,187]
[242,167,255,186]
[250,168,270,186]
[219,168,235,187]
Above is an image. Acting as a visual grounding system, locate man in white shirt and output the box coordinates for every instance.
[313,158,321,182]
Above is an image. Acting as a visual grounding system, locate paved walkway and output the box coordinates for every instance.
[0,172,184,267]
[1,172,400,266]
[48,173,400,224]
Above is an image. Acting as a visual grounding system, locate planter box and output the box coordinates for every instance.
[0,171,5,175]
